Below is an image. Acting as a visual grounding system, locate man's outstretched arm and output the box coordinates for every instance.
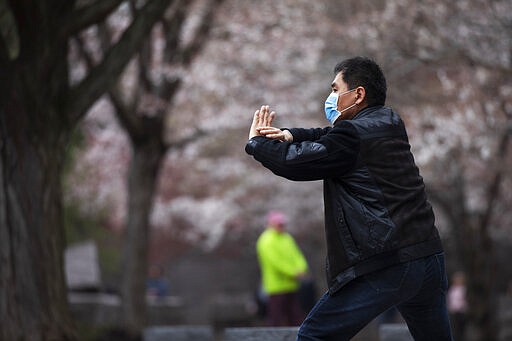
[246,111,360,181]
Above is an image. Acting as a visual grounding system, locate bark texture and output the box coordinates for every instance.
[121,130,166,333]
[0,0,172,339]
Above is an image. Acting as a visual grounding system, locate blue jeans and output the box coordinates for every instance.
[297,253,453,341]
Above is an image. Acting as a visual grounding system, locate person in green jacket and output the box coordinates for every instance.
[257,210,309,326]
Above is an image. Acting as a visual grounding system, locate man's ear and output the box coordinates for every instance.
[355,86,366,105]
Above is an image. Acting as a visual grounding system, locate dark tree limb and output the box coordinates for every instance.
[177,0,223,67]
[108,84,145,140]
[62,0,124,37]
[67,0,174,124]
[479,115,511,232]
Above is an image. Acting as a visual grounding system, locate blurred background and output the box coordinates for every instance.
[1,0,511,340]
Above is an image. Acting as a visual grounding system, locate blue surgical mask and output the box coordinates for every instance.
[324,89,357,124]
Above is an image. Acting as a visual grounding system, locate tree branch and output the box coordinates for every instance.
[169,127,207,149]
[0,31,9,67]
[479,115,511,231]
[73,35,95,69]
[137,34,153,93]
[67,0,174,124]
[0,0,19,61]
[426,149,473,257]
[162,0,189,63]
[157,76,181,101]
[174,0,224,67]
[73,33,146,140]
[0,34,13,110]
[6,0,34,54]
[62,0,125,37]
[125,0,153,94]
[108,85,144,140]
[157,0,223,100]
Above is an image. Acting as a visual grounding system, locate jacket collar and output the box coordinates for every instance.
[352,105,384,120]
[333,105,385,126]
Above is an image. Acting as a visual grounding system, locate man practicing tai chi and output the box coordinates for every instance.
[245,56,453,341]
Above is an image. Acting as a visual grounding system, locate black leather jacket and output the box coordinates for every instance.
[245,106,443,295]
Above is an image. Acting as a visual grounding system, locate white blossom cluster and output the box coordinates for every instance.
[65,0,512,251]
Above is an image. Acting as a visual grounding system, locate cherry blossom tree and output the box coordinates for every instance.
[65,1,511,338]
[72,0,225,333]
[68,0,330,250]
[348,1,512,339]
[66,0,331,315]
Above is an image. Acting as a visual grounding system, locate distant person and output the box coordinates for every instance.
[254,283,268,320]
[146,264,169,299]
[448,271,468,341]
[256,210,308,326]
[245,56,453,340]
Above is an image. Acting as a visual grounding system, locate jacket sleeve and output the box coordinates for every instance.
[245,122,360,181]
[285,127,332,142]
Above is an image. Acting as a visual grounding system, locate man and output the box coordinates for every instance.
[257,210,308,326]
[245,57,453,340]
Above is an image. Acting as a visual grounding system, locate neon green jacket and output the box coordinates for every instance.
[256,228,308,295]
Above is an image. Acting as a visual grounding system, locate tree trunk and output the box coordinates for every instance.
[0,105,75,340]
[0,3,77,334]
[121,138,165,335]
[463,223,497,341]
[430,167,499,341]
[1,0,174,338]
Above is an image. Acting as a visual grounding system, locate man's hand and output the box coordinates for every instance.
[258,127,293,142]
[249,105,275,139]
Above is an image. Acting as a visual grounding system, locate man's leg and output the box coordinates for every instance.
[397,253,453,341]
[297,254,453,341]
[297,261,415,341]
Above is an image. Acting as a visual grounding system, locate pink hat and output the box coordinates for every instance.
[267,210,287,226]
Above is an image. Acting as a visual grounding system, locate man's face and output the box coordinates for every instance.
[330,72,361,120]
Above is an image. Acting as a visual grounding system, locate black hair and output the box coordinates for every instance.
[334,56,387,107]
